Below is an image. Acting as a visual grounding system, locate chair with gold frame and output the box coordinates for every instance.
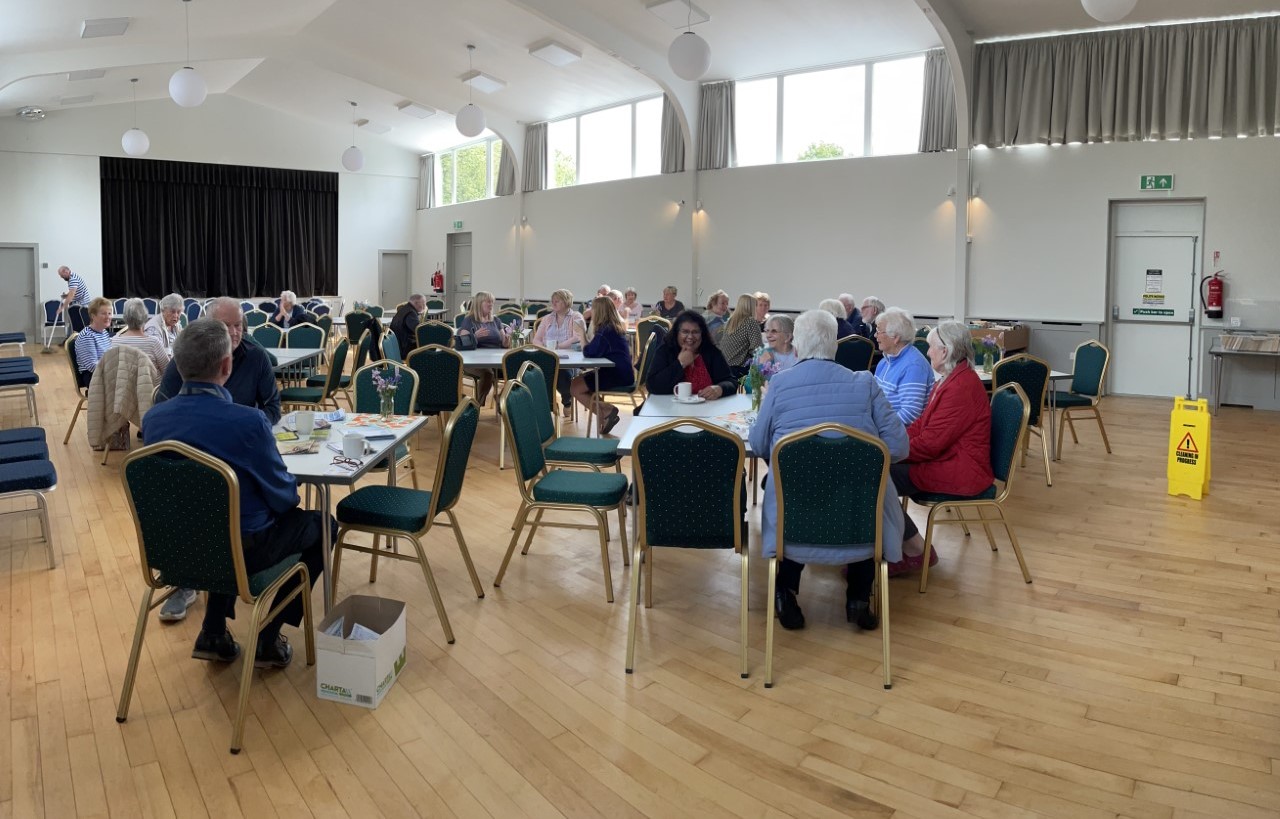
[352,361,421,489]
[62,333,88,444]
[834,334,875,372]
[627,419,748,677]
[907,383,1033,594]
[1054,339,1112,457]
[331,399,485,644]
[516,362,621,473]
[765,423,893,690]
[992,353,1052,486]
[635,316,670,362]
[588,334,653,437]
[415,319,455,351]
[405,344,464,435]
[116,441,316,754]
[493,380,629,602]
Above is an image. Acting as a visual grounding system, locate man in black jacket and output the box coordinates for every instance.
[390,293,425,354]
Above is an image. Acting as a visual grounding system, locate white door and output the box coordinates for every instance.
[0,245,38,342]
[446,233,472,315]
[378,250,411,309]
[1107,202,1203,397]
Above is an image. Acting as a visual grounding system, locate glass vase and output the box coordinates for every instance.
[982,351,994,373]
[379,392,395,422]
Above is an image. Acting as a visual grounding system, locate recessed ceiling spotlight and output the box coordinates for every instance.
[81,17,131,38]
[358,119,392,135]
[396,101,435,119]
[67,69,106,81]
[646,0,709,28]
[460,70,506,94]
[528,39,582,66]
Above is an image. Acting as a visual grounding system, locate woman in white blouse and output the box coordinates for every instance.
[532,288,585,415]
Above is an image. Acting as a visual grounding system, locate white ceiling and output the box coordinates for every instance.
[1,0,1278,154]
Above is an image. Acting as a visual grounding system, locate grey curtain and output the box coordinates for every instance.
[416,153,434,210]
[521,122,547,192]
[660,94,685,173]
[918,50,958,152]
[973,16,1280,148]
[495,140,516,196]
[697,80,735,170]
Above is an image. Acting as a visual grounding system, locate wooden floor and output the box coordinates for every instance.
[2,350,1279,818]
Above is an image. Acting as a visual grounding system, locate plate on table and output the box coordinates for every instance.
[672,395,706,404]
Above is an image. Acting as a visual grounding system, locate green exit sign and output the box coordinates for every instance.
[1140,174,1175,191]
[452,220,464,231]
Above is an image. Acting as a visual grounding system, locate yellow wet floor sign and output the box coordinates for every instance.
[1167,397,1210,499]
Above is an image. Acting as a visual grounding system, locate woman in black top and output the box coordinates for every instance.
[646,311,736,399]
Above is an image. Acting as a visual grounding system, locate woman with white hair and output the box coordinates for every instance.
[817,298,857,339]
[873,307,933,425]
[271,290,307,328]
[748,310,908,631]
[889,320,993,577]
[112,298,170,376]
[145,292,184,352]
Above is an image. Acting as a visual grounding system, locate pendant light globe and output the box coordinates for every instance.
[456,103,486,137]
[1081,0,1137,23]
[668,31,710,81]
[122,128,151,156]
[169,66,206,107]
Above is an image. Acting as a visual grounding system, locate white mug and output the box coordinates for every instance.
[675,381,692,400]
[342,433,365,459]
[295,410,315,437]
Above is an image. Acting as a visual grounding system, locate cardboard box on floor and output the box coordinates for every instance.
[315,595,406,709]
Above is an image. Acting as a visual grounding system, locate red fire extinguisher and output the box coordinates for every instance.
[431,265,444,294]
[1200,271,1224,320]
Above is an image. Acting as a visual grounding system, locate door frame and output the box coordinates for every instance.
[1103,198,1206,397]
[377,249,412,310]
[0,243,41,344]
[446,232,473,316]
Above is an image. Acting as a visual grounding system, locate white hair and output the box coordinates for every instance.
[817,298,847,321]
[875,307,916,344]
[122,298,149,330]
[159,293,184,312]
[928,320,974,375]
[280,290,297,304]
[793,310,838,361]
[861,296,886,314]
[838,293,857,312]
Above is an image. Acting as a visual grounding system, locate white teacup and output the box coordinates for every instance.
[675,381,693,400]
[295,411,315,437]
[342,433,365,459]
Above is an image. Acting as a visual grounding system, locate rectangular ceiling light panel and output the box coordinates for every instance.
[396,101,436,119]
[81,18,131,38]
[529,40,582,66]
[67,69,106,81]
[645,0,709,28]
[460,70,507,94]
[358,119,392,135]
[58,95,95,106]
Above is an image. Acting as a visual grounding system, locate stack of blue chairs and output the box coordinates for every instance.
[0,350,40,424]
[0,427,58,569]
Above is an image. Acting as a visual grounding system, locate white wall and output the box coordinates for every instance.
[0,93,419,303]
[968,137,1280,322]
[417,194,521,298]
[697,152,957,313]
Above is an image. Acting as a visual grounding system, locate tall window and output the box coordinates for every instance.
[732,54,926,166]
[435,137,504,206]
[547,96,663,189]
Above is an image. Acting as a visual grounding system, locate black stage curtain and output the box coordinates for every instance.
[101,157,337,298]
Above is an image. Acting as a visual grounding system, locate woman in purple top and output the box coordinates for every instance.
[570,296,634,434]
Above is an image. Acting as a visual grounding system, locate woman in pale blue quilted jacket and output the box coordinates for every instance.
[749,310,908,633]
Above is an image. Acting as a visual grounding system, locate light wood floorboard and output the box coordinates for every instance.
[2,352,1278,817]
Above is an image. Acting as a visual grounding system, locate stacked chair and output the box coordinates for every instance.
[0,426,58,569]
[0,349,40,424]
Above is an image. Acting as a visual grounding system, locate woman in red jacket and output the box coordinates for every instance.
[889,321,993,576]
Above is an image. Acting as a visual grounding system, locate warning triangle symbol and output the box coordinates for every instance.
[1177,432,1198,453]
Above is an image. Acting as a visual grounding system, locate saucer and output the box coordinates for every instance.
[672,395,706,404]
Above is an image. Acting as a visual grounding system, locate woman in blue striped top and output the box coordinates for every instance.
[74,297,115,389]
[872,307,934,426]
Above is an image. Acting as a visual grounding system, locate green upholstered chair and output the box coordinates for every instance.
[405,344,464,434]
[912,338,930,356]
[493,380,630,603]
[496,309,523,330]
[379,332,403,364]
[451,312,466,330]
[280,338,348,412]
[344,311,374,347]
[366,305,384,320]
[332,399,485,644]
[516,361,621,472]
[353,362,420,489]
[425,297,445,313]
[992,353,1052,486]
[628,419,748,677]
[243,309,269,329]
[766,424,893,690]
[415,319,454,350]
[909,383,1033,594]
[499,302,522,313]
[63,333,89,444]
[284,323,324,350]
[834,334,874,372]
[1054,340,1112,457]
[635,316,669,361]
[499,345,560,468]
[523,301,548,315]
[251,323,283,349]
[117,442,315,754]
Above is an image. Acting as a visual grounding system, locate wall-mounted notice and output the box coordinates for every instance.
[1145,269,1163,292]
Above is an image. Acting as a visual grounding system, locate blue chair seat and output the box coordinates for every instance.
[0,332,25,344]
[0,427,46,445]
[532,470,627,506]
[0,357,33,369]
[0,371,38,386]
[0,459,57,493]
[913,485,998,504]
[337,485,434,532]
[307,373,351,388]
[545,437,621,465]
[1051,391,1093,408]
[247,554,305,597]
[0,442,49,464]
[279,386,325,404]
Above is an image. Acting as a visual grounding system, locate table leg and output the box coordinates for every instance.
[594,368,601,438]
[1049,380,1060,462]
[1212,354,1222,415]
[318,483,334,613]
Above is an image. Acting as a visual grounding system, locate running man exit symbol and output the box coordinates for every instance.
[1140,175,1175,191]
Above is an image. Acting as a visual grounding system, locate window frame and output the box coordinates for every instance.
[546,94,664,189]
[435,136,503,206]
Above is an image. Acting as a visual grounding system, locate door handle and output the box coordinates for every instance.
[1111,305,1119,319]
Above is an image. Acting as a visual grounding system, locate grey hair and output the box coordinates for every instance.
[207,297,244,323]
[837,293,856,310]
[875,307,916,344]
[765,314,794,338]
[928,320,974,375]
[792,309,838,361]
[173,318,231,381]
[409,293,425,304]
[817,298,847,321]
[122,298,149,331]
[862,296,886,314]
[280,290,297,304]
[159,293,184,312]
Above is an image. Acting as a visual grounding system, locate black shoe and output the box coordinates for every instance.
[192,629,241,663]
[846,600,879,631]
[255,634,293,669]
[774,588,805,630]
[600,407,621,435]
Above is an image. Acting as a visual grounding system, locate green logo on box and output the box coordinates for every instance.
[321,682,352,700]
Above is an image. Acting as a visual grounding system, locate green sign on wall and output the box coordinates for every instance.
[452,220,464,231]
[1133,308,1176,317]
[1139,175,1175,191]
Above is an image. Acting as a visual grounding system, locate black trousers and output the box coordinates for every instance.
[202,507,333,642]
[890,463,921,541]
[777,557,876,603]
